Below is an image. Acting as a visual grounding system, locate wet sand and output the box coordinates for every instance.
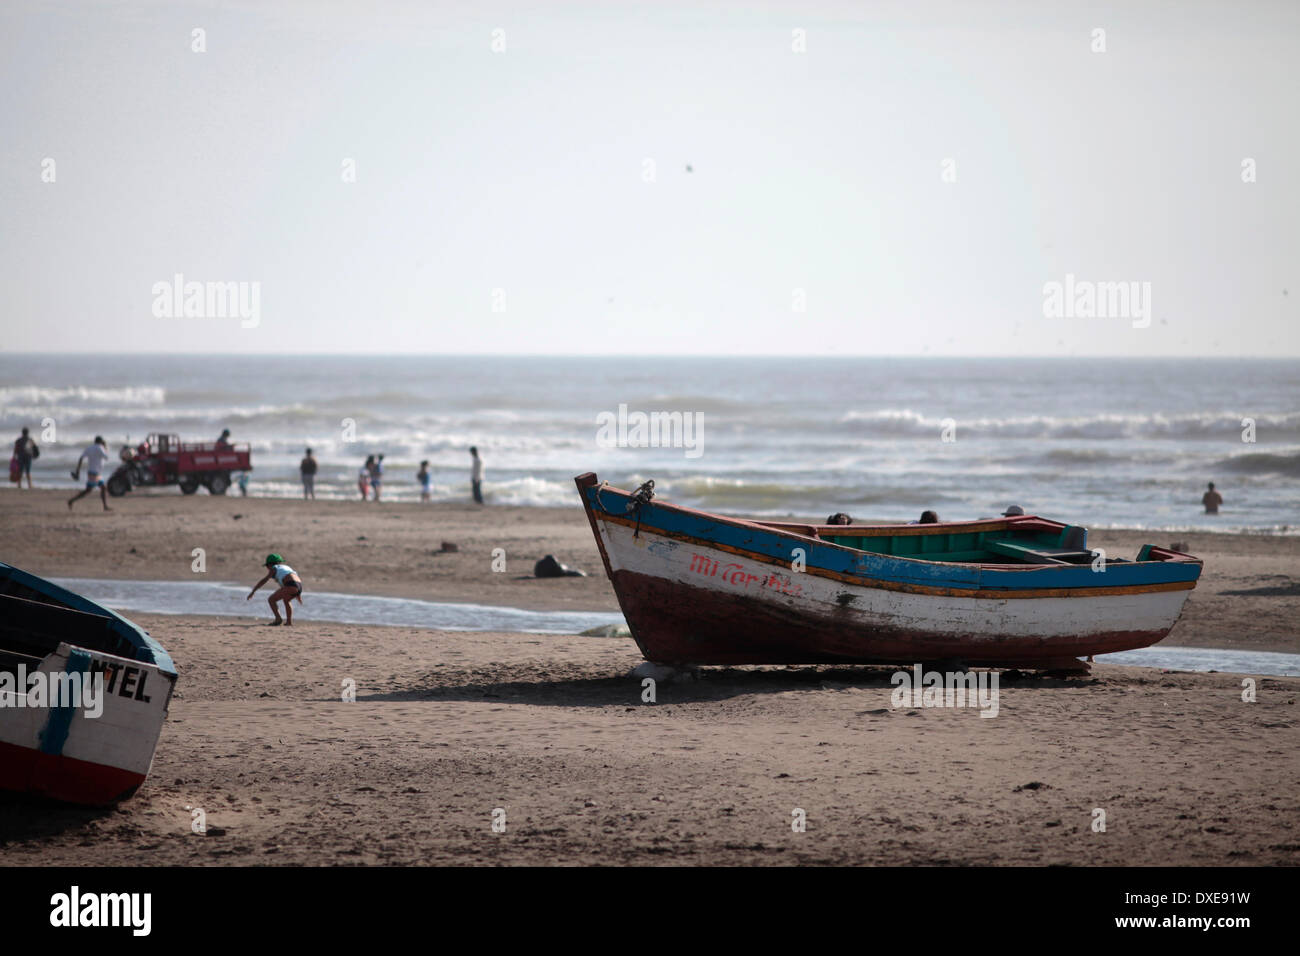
[1,489,1298,865]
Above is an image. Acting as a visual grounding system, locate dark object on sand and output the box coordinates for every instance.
[825,513,853,525]
[534,554,586,578]
[439,542,459,553]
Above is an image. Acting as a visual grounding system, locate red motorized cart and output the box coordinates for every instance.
[107,433,252,497]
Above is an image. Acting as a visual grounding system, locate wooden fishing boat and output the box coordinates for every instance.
[0,563,177,805]
[575,473,1202,671]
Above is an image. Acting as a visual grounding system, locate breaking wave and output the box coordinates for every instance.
[1212,452,1300,478]
[837,408,1300,441]
[0,385,166,406]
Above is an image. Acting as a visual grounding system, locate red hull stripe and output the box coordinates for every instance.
[0,739,146,806]
[595,512,1196,599]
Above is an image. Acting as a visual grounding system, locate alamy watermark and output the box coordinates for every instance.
[50,886,151,936]
[891,664,999,718]
[596,403,704,459]
[152,273,260,328]
[0,667,105,718]
[1042,274,1151,328]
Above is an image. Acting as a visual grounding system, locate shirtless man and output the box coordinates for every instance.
[1202,482,1223,514]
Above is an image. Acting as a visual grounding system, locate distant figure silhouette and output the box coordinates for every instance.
[1202,482,1223,515]
[11,426,38,489]
[825,513,853,525]
[417,460,431,503]
[469,446,484,505]
[300,448,317,500]
[359,455,374,500]
[919,510,939,524]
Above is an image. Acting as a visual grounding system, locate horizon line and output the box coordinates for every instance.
[2,352,1296,361]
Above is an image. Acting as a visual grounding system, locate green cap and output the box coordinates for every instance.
[265,553,283,566]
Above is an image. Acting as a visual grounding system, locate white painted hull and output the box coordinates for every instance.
[594,514,1193,665]
[0,643,174,804]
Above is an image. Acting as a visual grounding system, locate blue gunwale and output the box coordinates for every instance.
[586,485,1201,594]
[0,562,177,676]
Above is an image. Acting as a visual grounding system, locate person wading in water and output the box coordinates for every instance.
[1202,482,1223,515]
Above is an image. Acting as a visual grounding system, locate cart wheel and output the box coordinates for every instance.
[206,472,230,495]
[179,475,200,495]
[106,473,131,497]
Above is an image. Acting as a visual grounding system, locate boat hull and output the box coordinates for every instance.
[0,741,147,806]
[0,643,173,806]
[576,474,1200,667]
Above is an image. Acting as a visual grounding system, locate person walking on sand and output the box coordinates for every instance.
[12,426,39,489]
[370,453,385,501]
[247,553,304,626]
[67,436,113,511]
[417,460,432,503]
[469,446,484,505]
[300,447,318,500]
[1202,482,1223,515]
[359,455,373,500]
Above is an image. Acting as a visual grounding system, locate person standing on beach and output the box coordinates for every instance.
[359,456,373,499]
[67,436,112,511]
[417,460,432,503]
[300,448,318,500]
[12,427,39,489]
[247,553,304,626]
[370,453,385,501]
[469,446,484,505]
[1202,482,1223,514]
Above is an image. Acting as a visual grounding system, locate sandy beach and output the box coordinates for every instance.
[3,618,1298,866]
[1,488,1298,865]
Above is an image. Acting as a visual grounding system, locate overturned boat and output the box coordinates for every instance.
[575,474,1202,671]
[0,563,177,805]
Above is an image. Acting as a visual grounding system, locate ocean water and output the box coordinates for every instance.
[50,577,623,636]
[3,355,1298,533]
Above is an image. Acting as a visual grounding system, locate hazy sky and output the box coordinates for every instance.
[1,0,1296,356]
